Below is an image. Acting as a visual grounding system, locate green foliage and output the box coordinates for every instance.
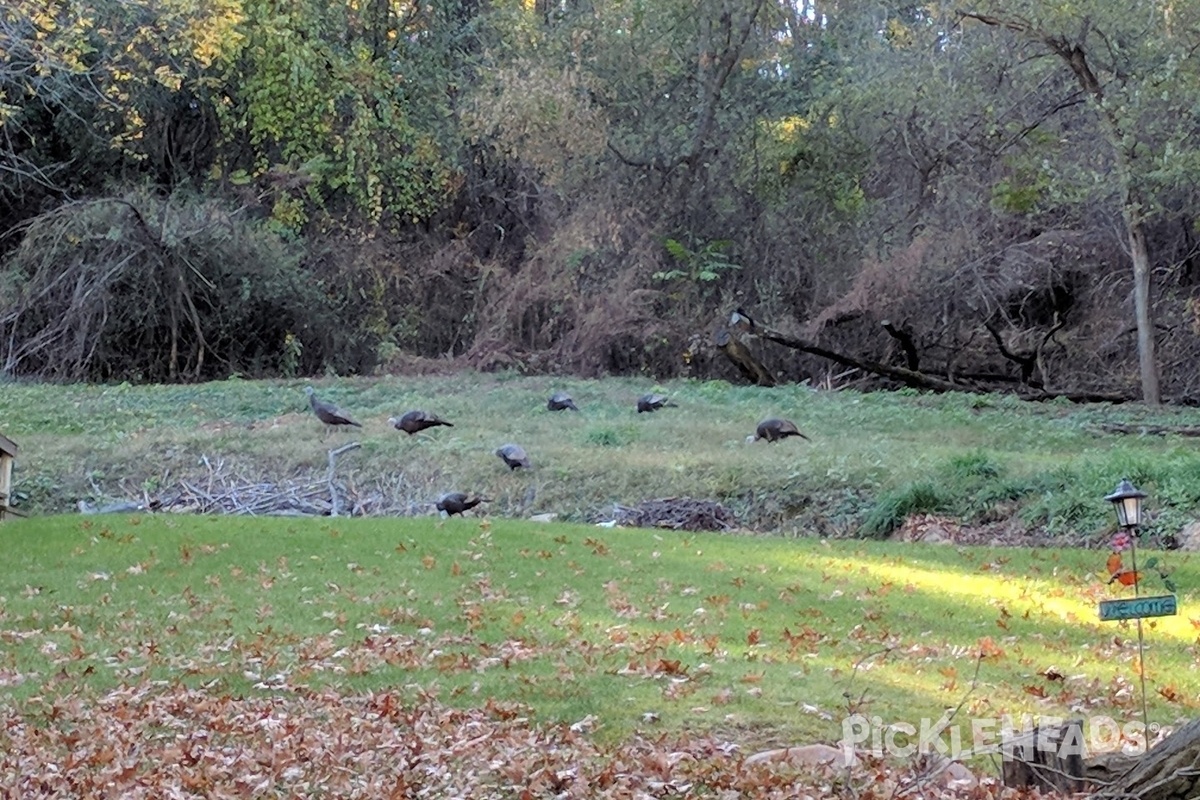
[942,450,1002,481]
[978,0,1200,217]
[1020,489,1094,534]
[0,0,462,229]
[565,249,591,271]
[746,112,869,218]
[860,481,947,538]
[654,238,741,284]
[216,0,460,224]
[992,173,1049,215]
[280,332,303,378]
[0,0,220,208]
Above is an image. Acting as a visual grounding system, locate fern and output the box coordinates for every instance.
[663,238,691,262]
[655,237,741,285]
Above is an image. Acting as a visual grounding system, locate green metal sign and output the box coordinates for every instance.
[1098,595,1178,622]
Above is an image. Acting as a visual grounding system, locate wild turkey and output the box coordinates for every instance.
[389,410,453,435]
[436,492,487,517]
[495,443,531,470]
[747,418,810,443]
[636,393,677,413]
[304,386,362,434]
[547,392,579,411]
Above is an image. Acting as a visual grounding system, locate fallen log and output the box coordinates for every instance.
[745,317,972,393]
[733,309,1134,403]
[1093,422,1200,438]
[1092,718,1200,800]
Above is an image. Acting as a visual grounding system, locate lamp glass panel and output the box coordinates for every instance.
[1115,496,1142,527]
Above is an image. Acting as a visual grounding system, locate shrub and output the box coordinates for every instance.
[0,189,344,382]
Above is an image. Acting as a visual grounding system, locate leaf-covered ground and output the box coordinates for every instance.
[1,681,1056,799]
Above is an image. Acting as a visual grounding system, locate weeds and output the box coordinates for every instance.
[583,427,627,447]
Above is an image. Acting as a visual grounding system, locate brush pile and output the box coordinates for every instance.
[612,497,738,532]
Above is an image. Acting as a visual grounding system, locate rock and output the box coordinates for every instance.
[743,743,857,771]
[919,753,978,790]
[1177,520,1200,550]
[529,513,558,523]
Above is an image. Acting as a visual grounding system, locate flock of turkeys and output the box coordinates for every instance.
[304,385,807,519]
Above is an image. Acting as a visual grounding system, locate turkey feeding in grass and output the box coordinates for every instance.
[636,393,677,413]
[747,418,810,443]
[547,392,579,412]
[389,410,453,435]
[436,493,487,517]
[304,386,362,436]
[495,443,531,470]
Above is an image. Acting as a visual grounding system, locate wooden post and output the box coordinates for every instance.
[0,433,16,521]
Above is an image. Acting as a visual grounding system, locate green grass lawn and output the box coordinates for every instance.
[3,514,1197,753]
[5,373,1200,539]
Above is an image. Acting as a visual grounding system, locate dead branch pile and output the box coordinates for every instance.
[167,476,347,516]
[612,497,739,532]
[83,456,746,528]
[86,453,439,518]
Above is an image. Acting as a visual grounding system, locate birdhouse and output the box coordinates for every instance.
[0,433,16,520]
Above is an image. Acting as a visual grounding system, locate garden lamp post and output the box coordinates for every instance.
[1104,478,1149,749]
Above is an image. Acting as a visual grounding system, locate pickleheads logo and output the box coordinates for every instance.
[838,713,1156,764]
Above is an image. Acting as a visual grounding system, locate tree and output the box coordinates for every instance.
[957,3,1200,405]
[214,0,463,227]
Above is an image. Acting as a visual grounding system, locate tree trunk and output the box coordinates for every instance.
[1003,717,1200,799]
[1128,221,1161,406]
[1001,719,1086,794]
